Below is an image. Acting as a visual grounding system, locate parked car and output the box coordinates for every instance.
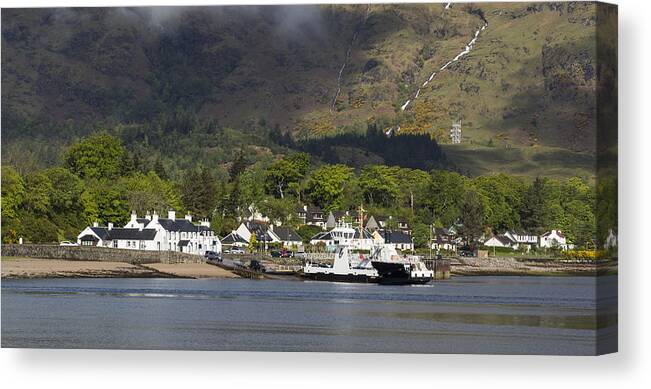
[458,250,475,257]
[204,251,222,262]
[59,241,79,246]
[230,247,246,255]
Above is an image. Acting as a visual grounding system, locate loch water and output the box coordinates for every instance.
[1,276,617,355]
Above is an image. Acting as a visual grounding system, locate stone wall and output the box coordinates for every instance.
[2,244,204,264]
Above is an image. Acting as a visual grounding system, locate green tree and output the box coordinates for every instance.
[1,165,25,220]
[520,177,550,235]
[265,153,310,198]
[64,134,128,180]
[118,171,182,215]
[425,170,467,226]
[180,167,218,219]
[23,172,53,215]
[459,190,485,244]
[248,234,258,253]
[358,165,400,207]
[471,174,525,231]
[43,167,85,215]
[305,164,354,210]
[412,223,431,249]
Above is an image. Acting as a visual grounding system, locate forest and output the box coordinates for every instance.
[1,131,610,251]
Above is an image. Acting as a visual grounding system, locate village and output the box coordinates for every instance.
[73,204,584,259]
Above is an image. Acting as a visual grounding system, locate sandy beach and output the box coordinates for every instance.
[144,263,238,278]
[1,257,237,279]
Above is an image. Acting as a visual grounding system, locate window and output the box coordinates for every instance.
[113,240,118,248]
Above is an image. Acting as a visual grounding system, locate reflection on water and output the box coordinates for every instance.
[1,276,617,355]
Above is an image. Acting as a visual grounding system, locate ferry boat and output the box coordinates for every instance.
[302,223,379,283]
[301,205,433,284]
[369,243,434,285]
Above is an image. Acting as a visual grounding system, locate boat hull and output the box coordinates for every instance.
[300,272,378,283]
[371,261,433,285]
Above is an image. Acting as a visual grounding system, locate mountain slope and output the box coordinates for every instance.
[2,3,606,176]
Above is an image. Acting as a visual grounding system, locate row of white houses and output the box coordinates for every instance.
[483,230,571,251]
[77,210,221,255]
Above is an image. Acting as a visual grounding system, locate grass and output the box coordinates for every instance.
[441,143,595,180]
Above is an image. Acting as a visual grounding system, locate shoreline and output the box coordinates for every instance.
[1,257,238,280]
[450,256,617,277]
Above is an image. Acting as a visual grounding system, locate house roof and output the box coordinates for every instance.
[222,232,248,244]
[90,227,157,241]
[273,227,302,242]
[542,230,565,238]
[433,227,453,236]
[381,230,413,244]
[178,240,190,247]
[136,218,150,225]
[496,235,516,245]
[157,218,198,232]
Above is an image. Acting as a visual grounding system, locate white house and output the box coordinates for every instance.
[378,230,414,252]
[431,227,457,252]
[483,234,517,249]
[225,221,302,250]
[296,205,326,229]
[77,223,162,250]
[539,229,569,250]
[503,230,539,251]
[77,210,221,255]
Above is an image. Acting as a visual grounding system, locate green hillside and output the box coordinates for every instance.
[1,3,608,177]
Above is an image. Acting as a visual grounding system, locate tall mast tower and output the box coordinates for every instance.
[450,121,462,144]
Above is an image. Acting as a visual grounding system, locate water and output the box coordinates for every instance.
[1,276,617,354]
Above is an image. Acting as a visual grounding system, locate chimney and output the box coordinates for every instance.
[185,214,192,222]
[168,210,176,220]
[138,224,143,232]
[108,222,113,230]
[200,219,211,228]
[93,221,99,227]
[145,211,151,221]
[130,210,137,222]
[152,211,159,222]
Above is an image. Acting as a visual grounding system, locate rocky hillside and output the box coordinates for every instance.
[2,3,612,172]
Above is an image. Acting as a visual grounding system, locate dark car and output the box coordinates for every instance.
[279,249,293,258]
[204,251,222,262]
[270,250,281,258]
[249,259,266,273]
[458,250,475,257]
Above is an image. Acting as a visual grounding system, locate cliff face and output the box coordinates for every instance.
[2,3,603,154]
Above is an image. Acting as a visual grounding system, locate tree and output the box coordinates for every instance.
[1,166,25,220]
[248,234,258,253]
[471,174,525,231]
[265,153,310,198]
[229,149,249,181]
[23,172,53,215]
[358,165,400,207]
[180,167,218,218]
[459,190,485,244]
[118,171,182,215]
[43,167,85,215]
[425,170,467,226]
[305,164,355,210]
[64,134,128,180]
[520,177,550,234]
[412,223,431,249]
